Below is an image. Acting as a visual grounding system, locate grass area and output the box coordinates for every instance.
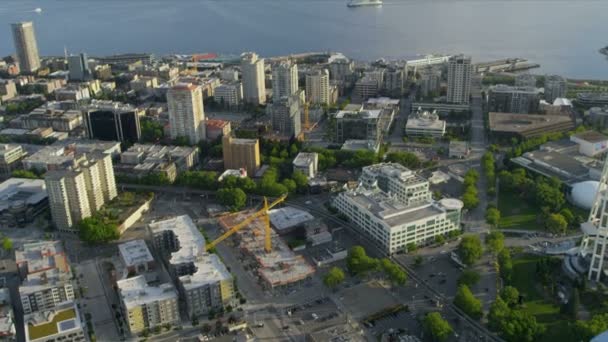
[497,191,540,230]
[27,308,76,340]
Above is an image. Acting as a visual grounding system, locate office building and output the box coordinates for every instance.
[117,276,179,334]
[115,144,199,182]
[22,101,83,132]
[447,55,472,104]
[328,57,354,81]
[0,178,48,228]
[293,152,318,178]
[11,22,40,73]
[272,60,298,100]
[55,85,90,102]
[405,109,446,138]
[335,108,383,143]
[333,163,462,254]
[149,216,234,318]
[488,112,574,139]
[167,83,206,144]
[588,106,608,130]
[268,94,301,138]
[515,74,537,88]
[222,135,260,176]
[384,66,406,97]
[544,75,567,103]
[67,53,91,81]
[0,144,26,178]
[83,100,142,143]
[24,302,86,342]
[488,85,540,114]
[45,153,117,232]
[353,76,380,102]
[220,68,239,82]
[305,69,330,105]
[214,82,243,108]
[418,66,442,98]
[241,52,266,105]
[578,93,608,108]
[16,241,75,314]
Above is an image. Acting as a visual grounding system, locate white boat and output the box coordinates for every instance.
[33,8,42,13]
[347,0,382,7]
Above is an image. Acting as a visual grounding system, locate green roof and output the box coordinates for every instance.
[27,308,76,340]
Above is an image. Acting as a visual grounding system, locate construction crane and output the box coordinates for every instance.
[206,194,287,253]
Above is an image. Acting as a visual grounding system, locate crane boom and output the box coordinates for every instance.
[206,194,287,252]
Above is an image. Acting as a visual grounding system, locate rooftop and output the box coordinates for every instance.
[292,152,318,168]
[572,130,608,143]
[269,207,315,231]
[118,240,154,268]
[512,150,591,184]
[149,215,206,266]
[335,109,382,120]
[116,275,177,310]
[362,163,427,186]
[25,302,82,342]
[16,241,72,296]
[206,119,230,129]
[0,178,47,212]
[488,112,573,133]
[179,253,232,291]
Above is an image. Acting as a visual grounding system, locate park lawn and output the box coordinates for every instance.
[498,191,541,230]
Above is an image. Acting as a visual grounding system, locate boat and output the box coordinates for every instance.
[33,8,42,13]
[600,46,608,57]
[347,0,382,7]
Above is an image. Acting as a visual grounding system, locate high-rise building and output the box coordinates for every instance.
[447,55,473,104]
[515,73,537,88]
[272,60,298,100]
[418,66,441,98]
[240,52,266,105]
[83,100,142,143]
[214,82,243,108]
[222,135,260,175]
[488,85,541,114]
[11,22,41,73]
[384,66,407,97]
[167,83,206,144]
[544,75,567,103]
[45,153,117,232]
[268,95,301,138]
[305,69,330,105]
[67,53,91,81]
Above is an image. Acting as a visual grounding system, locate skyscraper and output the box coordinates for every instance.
[67,53,91,81]
[544,75,567,103]
[272,60,298,100]
[305,69,330,105]
[447,55,473,105]
[268,95,301,138]
[240,52,266,105]
[167,83,206,144]
[84,101,141,143]
[11,22,41,73]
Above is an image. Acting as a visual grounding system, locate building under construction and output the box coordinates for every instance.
[218,209,315,289]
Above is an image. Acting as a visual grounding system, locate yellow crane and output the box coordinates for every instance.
[206,194,287,253]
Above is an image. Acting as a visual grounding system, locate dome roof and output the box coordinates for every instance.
[571,181,599,210]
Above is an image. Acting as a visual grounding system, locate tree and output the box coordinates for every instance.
[1,237,13,251]
[385,151,422,169]
[291,170,308,193]
[457,235,483,266]
[346,246,379,275]
[422,312,453,342]
[281,178,297,193]
[485,231,505,254]
[454,285,483,319]
[457,269,480,287]
[488,298,543,342]
[217,188,247,211]
[380,258,407,286]
[78,216,120,244]
[140,118,164,143]
[323,267,345,289]
[500,286,519,307]
[576,313,608,341]
[414,255,423,267]
[462,187,480,209]
[546,213,567,235]
[559,208,575,227]
[498,248,513,283]
[485,208,501,228]
[11,169,39,179]
[435,234,446,245]
[406,242,417,253]
[534,179,565,211]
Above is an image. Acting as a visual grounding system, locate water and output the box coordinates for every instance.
[1,0,607,79]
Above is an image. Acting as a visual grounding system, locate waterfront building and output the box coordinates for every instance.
[67,53,91,81]
[544,75,567,103]
[305,69,331,105]
[214,82,243,108]
[222,135,260,176]
[488,85,540,114]
[268,94,301,138]
[293,152,318,178]
[241,52,266,105]
[328,57,354,81]
[447,55,472,104]
[24,302,85,342]
[272,60,298,100]
[405,109,446,138]
[83,100,142,143]
[11,22,40,73]
[167,83,206,144]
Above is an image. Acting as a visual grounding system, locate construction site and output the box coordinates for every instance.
[218,208,316,289]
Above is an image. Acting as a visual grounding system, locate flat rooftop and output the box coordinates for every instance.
[0,178,47,212]
[572,130,608,143]
[179,253,232,291]
[118,240,153,268]
[268,207,315,231]
[292,152,317,168]
[488,112,573,133]
[335,109,382,120]
[149,215,206,265]
[16,241,72,296]
[117,275,177,310]
[25,302,82,342]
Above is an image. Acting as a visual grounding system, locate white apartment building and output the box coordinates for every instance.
[16,241,75,315]
[447,55,473,105]
[272,60,298,100]
[305,69,330,105]
[292,152,318,178]
[167,83,206,144]
[241,52,266,105]
[117,275,179,334]
[334,163,463,254]
[214,82,243,108]
[11,22,40,73]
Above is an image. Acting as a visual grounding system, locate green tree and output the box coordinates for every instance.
[498,248,513,283]
[291,170,308,193]
[546,213,568,235]
[380,258,407,286]
[488,298,543,342]
[281,178,297,193]
[78,216,120,244]
[1,237,13,251]
[534,179,565,211]
[485,231,505,254]
[406,242,417,253]
[422,312,453,342]
[323,267,345,289]
[462,186,480,209]
[575,313,608,341]
[11,169,39,179]
[454,285,483,319]
[435,234,446,245]
[500,286,519,307]
[385,151,421,169]
[457,235,483,266]
[485,207,501,228]
[140,118,164,143]
[559,208,575,227]
[217,188,247,211]
[346,246,379,276]
[457,269,480,287]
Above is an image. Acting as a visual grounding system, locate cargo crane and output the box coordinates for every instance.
[205,194,287,253]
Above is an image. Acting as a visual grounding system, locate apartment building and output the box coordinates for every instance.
[222,135,260,176]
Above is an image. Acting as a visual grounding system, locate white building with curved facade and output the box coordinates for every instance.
[405,108,446,137]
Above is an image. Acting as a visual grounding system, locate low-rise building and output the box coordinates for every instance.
[488,84,540,114]
[22,102,83,132]
[118,240,155,277]
[54,85,90,102]
[115,144,199,182]
[0,79,17,103]
[488,112,574,139]
[130,75,159,93]
[205,119,231,141]
[16,241,75,314]
[360,163,432,206]
[0,178,48,227]
[570,131,608,157]
[335,108,384,143]
[24,302,86,342]
[0,144,26,178]
[449,141,470,159]
[405,109,446,137]
[588,106,608,130]
[292,152,318,178]
[116,275,179,334]
[577,93,608,108]
[22,79,66,95]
